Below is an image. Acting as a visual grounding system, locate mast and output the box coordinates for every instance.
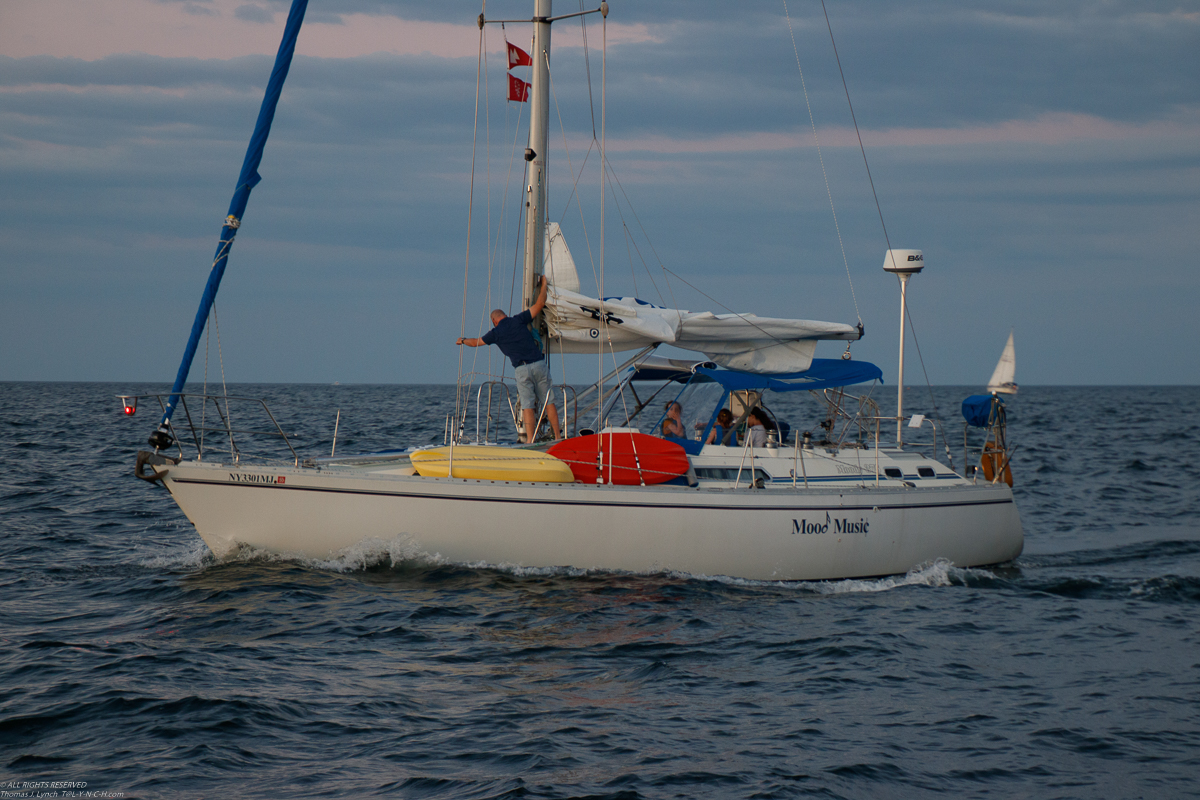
[521,0,553,315]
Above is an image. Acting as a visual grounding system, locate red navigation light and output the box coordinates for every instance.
[121,397,137,416]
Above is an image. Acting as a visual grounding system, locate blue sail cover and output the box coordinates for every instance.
[962,394,1003,427]
[158,0,309,431]
[695,359,883,393]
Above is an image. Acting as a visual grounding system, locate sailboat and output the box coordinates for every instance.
[962,332,1019,487]
[987,330,1019,395]
[124,0,1023,581]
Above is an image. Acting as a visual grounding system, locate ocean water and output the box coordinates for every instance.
[2,382,1199,799]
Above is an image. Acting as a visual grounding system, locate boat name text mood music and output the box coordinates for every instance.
[792,513,869,535]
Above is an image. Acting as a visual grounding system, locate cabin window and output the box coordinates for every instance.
[917,467,936,478]
[884,468,903,479]
[694,467,771,482]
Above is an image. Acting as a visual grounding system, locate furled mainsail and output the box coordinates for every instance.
[540,230,860,374]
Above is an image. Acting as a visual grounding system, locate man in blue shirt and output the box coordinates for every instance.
[457,275,562,443]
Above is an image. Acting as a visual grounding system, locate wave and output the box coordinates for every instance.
[1014,573,1200,603]
[1019,537,1200,569]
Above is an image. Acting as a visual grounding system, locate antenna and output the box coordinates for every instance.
[882,249,924,445]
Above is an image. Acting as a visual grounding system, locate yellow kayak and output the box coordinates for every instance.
[410,446,575,483]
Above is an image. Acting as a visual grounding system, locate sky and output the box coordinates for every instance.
[1,0,1197,386]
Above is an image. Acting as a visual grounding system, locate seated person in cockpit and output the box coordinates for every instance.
[746,407,774,447]
[661,401,686,438]
[706,408,738,445]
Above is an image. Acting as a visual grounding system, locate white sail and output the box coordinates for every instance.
[543,222,580,294]
[543,287,681,352]
[543,231,859,373]
[987,330,1018,394]
[544,287,859,372]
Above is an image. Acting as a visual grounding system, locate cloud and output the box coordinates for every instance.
[577,111,1200,158]
[5,1,1194,126]
[0,0,654,61]
[181,2,217,17]
[0,1,1197,383]
[233,4,275,24]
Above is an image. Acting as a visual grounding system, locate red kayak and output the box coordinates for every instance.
[549,431,690,485]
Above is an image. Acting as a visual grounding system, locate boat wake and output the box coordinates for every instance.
[810,559,984,594]
[141,538,1200,609]
[137,540,214,571]
[135,534,440,574]
[145,544,1008,591]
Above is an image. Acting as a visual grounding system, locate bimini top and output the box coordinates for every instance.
[695,358,883,393]
[629,355,717,383]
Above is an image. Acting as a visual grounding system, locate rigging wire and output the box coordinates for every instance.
[490,41,529,386]
[479,22,493,380]
[501,22,530,322]
[198,299,230,451]
[578,0,598,138]
[456,20,534,436]
[212,302,231,453]
[456,21,487,436]
[546,61,602,297]
[507,161,528,320]
[815,0,948,440]
[202,314,209,455]
[554,142,595,225]
[592,12,636,446]
[462,24,495,389]
[817,0,894,262]
[595,15,634,441]
[545,23,634,435]
[905,294,951,459]
[599,155,668,304]
[782,0,860,326]
[656,264,824,352]
[623,223,638,296]
[597,8,606,428]
[550,8,663,328]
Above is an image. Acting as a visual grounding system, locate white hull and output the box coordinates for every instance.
[158,454,1023,581]
[132,2,1027,583]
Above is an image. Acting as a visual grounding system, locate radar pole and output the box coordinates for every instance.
[882,249,924,445]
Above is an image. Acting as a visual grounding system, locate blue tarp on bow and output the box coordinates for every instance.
[962,394,1003,427]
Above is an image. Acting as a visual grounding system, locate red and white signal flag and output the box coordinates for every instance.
[507,73,531,102]
[507,42,533,69]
